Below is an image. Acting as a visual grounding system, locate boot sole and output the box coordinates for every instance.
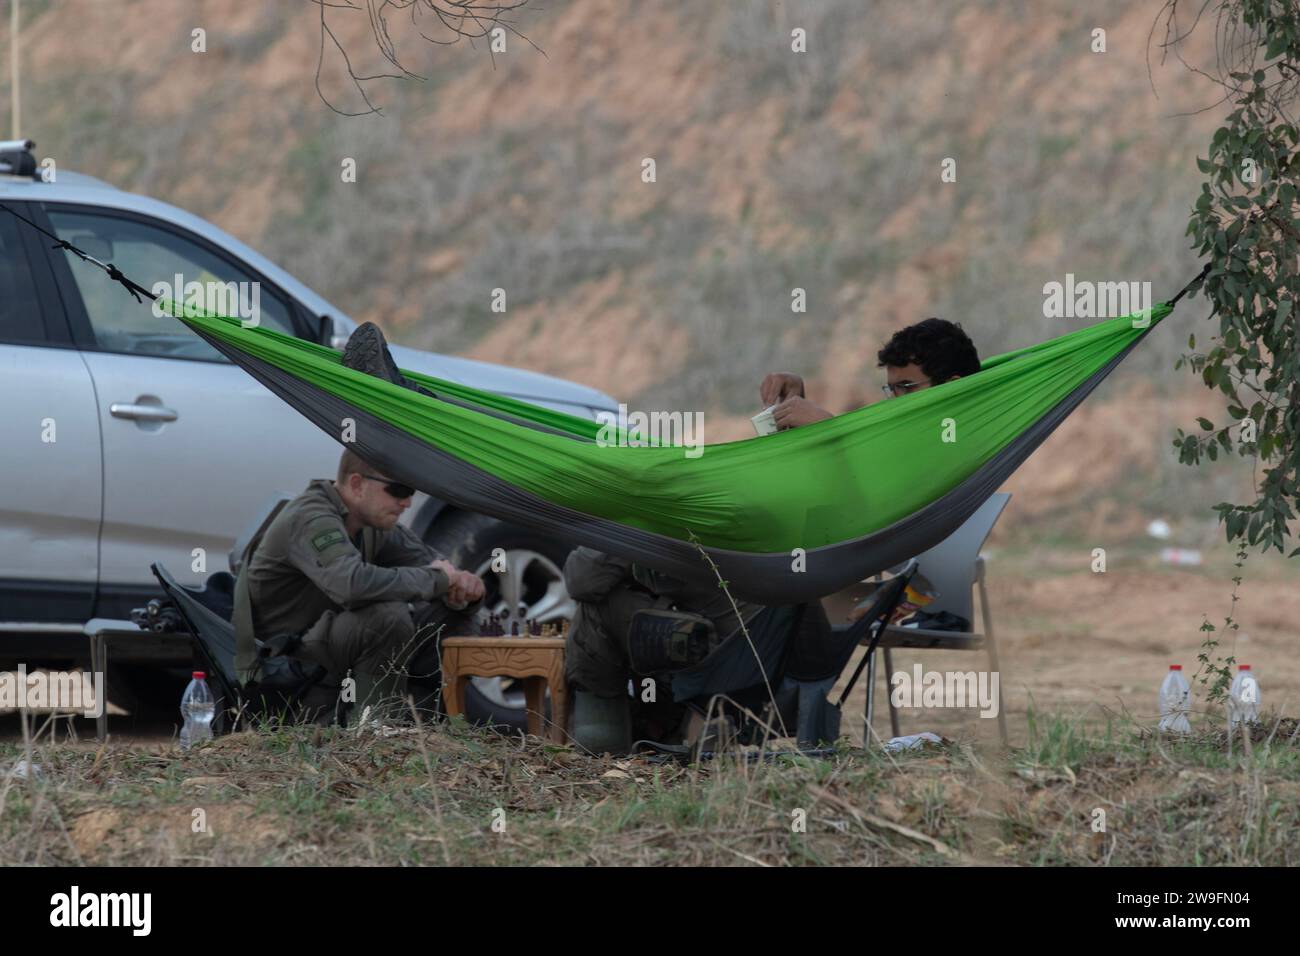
[341,322,407,387]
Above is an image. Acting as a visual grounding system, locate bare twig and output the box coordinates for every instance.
[686,530,789,739]
[311,0,539,115]
[407,696,452,866]
[807,783,974,862]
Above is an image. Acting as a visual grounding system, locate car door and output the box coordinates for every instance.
[40,204,343,615]
[0,204,103,622]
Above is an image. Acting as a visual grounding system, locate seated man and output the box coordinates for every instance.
[759,317,982,429]
[565,318,983,749]
[563,546,771,752]
[233,448,486,723]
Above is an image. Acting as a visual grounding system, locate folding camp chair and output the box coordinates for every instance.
[857,493,1012,746]
[640,560,919,757]
[151,563,243,734]
[152,561,332,731]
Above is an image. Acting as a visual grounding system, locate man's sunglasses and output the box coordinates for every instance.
[361,474,416,499]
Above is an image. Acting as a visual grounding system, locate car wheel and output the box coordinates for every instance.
[423,511,575,731]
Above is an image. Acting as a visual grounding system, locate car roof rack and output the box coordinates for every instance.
[0,139,39,180]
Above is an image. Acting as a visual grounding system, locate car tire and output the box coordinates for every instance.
[423,511,575,732]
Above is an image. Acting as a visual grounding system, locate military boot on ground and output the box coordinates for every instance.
[571,689,632,756]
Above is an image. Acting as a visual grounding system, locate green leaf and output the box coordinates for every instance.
[1197,417,1215,431]
[1275,297,1293,333]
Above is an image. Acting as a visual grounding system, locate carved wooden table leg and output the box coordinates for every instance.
[442,645,465,717]
[546,652,568,744]
[523,677,545,737]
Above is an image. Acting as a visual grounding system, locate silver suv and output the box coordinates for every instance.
[0,141,615,720]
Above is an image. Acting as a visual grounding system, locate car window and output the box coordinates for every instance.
[47,209,297,361]
[0,212,47,346]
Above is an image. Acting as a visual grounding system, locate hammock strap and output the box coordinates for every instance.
[1168,261,1211,308]
[0,201,160,303]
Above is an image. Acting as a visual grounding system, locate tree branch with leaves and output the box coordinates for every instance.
[1153,0,1300,559]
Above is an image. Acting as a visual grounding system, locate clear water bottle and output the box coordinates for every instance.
[1158,664,1192,734]
[1228,664,1260,730]
[180,671,215,750]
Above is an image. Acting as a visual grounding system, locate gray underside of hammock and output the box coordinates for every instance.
[198,329,1146,605]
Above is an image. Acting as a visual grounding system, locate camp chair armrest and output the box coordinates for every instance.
[879,625,985,650]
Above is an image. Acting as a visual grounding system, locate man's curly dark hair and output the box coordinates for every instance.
[877,318,981,384]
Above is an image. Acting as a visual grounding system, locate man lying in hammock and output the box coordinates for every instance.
[758,316,982,429]
[561,317,982,752]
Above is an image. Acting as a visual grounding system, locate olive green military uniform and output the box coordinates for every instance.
[234,479,469,716]
[562,546,768,697]
[564,547,839,698]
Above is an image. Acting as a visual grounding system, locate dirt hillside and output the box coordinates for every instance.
[0,0,1275,539]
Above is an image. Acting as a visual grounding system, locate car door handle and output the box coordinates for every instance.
[110,402,179,423]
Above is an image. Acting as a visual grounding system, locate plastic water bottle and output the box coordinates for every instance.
[1158,664,1192,734]
[180,671,215,750]
[1228,664,1260,731]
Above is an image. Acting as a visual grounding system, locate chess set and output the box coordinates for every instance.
[474,612,568,638]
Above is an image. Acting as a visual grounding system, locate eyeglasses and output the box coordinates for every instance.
[881,379,932,398]
[361,474,415,499]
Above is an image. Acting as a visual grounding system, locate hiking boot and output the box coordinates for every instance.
[686,710,739,758]
[627,610,720,674]
[341,322,435,397]
[572,690,632,755]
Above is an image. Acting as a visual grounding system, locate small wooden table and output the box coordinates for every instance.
[441,636,568,742]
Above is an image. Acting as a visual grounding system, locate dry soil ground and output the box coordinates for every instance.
[832,540,1300,749]
[1,543,1296,867]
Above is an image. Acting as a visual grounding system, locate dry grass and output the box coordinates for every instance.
[2,706,1298,867]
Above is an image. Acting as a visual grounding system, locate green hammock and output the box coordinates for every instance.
[169,299,1175,603]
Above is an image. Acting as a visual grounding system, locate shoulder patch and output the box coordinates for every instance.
[311,529,346,553]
